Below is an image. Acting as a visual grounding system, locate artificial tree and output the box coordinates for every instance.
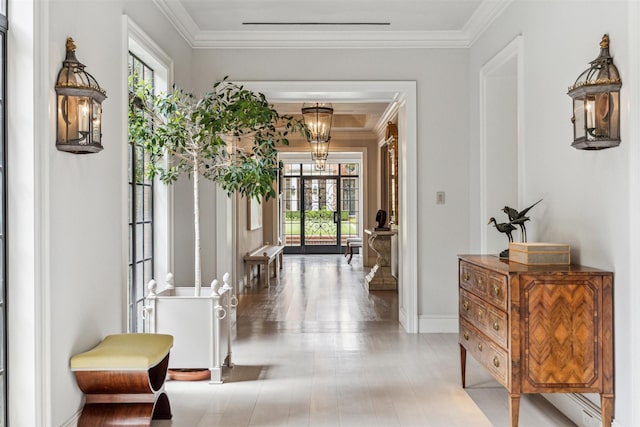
[129,77,302,295]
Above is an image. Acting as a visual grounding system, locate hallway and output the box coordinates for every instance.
[157,255,575,427]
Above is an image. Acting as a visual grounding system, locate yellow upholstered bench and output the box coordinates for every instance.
[70,333,173,427]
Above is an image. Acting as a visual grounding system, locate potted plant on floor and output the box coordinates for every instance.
[129,77,302,381]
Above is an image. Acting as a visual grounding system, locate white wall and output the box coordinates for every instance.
[189,48,470,329]
[11,0,638,425]
[8,0,192,424]
[469,1,633,426]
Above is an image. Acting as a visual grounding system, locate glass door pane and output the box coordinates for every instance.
[302,177,340,253]
[340,177,359,245]
[283,177,300,249]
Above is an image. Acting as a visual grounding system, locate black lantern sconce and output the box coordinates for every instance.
[55,37,107,154]
[567,34,621,150]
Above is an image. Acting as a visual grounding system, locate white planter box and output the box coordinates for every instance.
[145,275,234,383]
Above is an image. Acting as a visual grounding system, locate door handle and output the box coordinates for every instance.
[333,211,339,223]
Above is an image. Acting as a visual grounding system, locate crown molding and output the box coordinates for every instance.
[154,0,513,49]
[463,0,514,46]
[192,30,469,49]
[152,0,198,46]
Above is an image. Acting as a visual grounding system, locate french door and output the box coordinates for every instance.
[283,162,360,254]
[301,177,340,253]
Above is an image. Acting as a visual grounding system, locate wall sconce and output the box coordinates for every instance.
[55,37,107,154]
[567,34,621,150]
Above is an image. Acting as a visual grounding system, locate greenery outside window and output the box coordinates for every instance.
[127,53,154,332]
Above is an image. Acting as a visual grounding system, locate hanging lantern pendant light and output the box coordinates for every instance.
[302,103,333,143]
[302,102,333,170]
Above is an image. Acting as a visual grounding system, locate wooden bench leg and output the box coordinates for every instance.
[266,261,271,288]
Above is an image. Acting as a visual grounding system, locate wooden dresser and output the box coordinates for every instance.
[458,255,614,427]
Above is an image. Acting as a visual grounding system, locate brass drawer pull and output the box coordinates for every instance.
[478,278,483,286]
[493,321,500,331]
[463,272,470,280]
[477,310,483,318]
[492,285,500,297]
[463,331,469,341]
[463,301,470,311]
[493,356,500,368]
[478,343,483,351]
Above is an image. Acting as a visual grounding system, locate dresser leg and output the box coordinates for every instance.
[459,344,467,388]
[601,394,614,427]
[509,393,520,427]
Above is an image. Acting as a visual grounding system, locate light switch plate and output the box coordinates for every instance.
[436,191,445,204]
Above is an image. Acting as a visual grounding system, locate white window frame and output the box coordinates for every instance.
[124,16,174,330]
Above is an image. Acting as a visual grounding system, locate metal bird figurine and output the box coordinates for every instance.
[502,199,542,242]
[488,217,517,242]
[488,217,516,258]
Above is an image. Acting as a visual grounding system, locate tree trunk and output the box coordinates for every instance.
[193,157,201,296]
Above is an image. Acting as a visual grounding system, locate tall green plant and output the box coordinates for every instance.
[129,77,302,295]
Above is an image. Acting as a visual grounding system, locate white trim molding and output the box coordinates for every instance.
[152,0,513,49]
[418,315,458,333]
[479,35,524,252]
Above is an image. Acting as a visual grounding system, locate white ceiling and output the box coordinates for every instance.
[153,0,512,48]
[182,1,481,32]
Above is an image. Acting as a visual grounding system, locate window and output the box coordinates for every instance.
[0,1,7,423]
[128,53,154,332]
[126,17,174,333]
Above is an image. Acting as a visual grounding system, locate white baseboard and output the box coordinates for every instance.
[418,315,458,333]
[544,393,622,427]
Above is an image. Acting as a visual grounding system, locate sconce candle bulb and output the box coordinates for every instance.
[567,34,621,150]
[55,37,107,153]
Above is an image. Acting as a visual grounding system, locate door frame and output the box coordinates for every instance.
[232,81,418,333]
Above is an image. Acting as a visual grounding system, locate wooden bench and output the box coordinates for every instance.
[70,333,173,427]
[344,237,363,264]
[244,243,285,287]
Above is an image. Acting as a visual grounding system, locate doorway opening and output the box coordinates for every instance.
[282,161,361,254]
[232,81,418,333]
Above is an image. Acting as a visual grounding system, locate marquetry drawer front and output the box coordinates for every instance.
[459,289,508,349]
[485,272,508,311]
[459,262,488,296]
[460,320,508,387]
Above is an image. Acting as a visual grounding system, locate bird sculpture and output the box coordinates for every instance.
[488,217,517,259]
[488,217,517,242]
[502,199,542,242]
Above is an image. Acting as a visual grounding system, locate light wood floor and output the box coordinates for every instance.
[155,254,576,427]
